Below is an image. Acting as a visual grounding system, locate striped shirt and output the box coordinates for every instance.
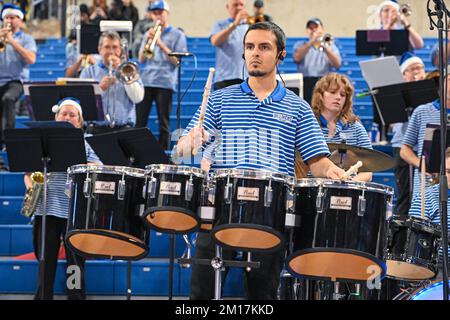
[319,115,372,149]
[402,100,442,194]
[409,184,450,262]
[34,141,101,219]
[182,79,330,176]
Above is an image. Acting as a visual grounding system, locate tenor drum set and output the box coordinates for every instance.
[62,143,445,300]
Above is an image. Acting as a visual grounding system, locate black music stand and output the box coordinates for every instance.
[78,24,101,55]
[423,125,450,174]
[303,77,321,104]
[356,30,410,56]
[371,80,438,142]
[4,123,86,300]
[24,82,104,124]
[86,128,169,300]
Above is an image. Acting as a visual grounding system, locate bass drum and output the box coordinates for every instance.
[66,165,148,260]
[394,279,450,300]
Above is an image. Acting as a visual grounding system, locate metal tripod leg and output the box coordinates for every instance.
[212,245,223,300]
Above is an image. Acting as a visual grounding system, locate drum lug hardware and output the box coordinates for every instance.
[148,176,157,199]
[142,177,148,199]
[386,196,394,220]
[357,194,366,217]
[224,183,233,204]
[264,184,273,207]
[83,175,92,198]
[118,179,126,200]
[185,176,194,201]
[65,173,73,198]
[286,188,296,213]
[316,185,325,213]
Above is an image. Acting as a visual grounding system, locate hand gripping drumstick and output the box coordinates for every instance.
[192,67,215,156]
[340,161,363,181]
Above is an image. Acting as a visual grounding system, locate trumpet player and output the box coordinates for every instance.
[0,4,36,151]
[136,0,188,150]
[293,17,341,78]
[80,31,144,134]
[378,1,423,49]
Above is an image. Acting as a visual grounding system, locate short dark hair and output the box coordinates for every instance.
[243,21,286,53]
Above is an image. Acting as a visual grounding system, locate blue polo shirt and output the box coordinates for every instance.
[80,61,144,126]
[182,79,330,176]
[318,115,372,149]
[34,141,101,219]
[409,183,450,262]
[0,30,37,85]
[402,100,442,194]
[139,26,187,91]
[210,18,248,84]
[293,41,341,77]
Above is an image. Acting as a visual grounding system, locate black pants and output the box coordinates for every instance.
[135,87,173,150]
[32,215,85,300]
[189,233,284,300]
[0,81,23,146]
[393,147,412,216]
[213,79,243,91]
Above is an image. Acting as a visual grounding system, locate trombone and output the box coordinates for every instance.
[142,20,162,60]
[0,23,12,53]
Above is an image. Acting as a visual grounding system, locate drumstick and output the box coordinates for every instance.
[192,67,215,156]
[421,155,426,220]
[340,161,363,180]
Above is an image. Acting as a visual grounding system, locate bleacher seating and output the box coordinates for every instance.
[0,35,433,297]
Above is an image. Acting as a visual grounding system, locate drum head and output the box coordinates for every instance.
[66,229,148,260]
[144,206,200,234]
[386,260,436,281]
[409,279,450,300]
[287,248,386,282]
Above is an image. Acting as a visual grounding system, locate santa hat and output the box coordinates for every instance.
[52,97,83,116]
[378,1,400,14]
[400,52,424,74]
[1,4,24,21]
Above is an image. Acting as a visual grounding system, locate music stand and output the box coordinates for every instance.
[77,24,101,55]
[303,77,321,104]
[4,123,86,300]
[371,80,438,142]
[356,30,410,56]
[23,82,104,123]
[423,124,450,174]
[85,127,170,300]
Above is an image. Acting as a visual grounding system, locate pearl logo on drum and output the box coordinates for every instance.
[329,196,353,211]
[160,181,182,196]
[94,181,116,195]
[237,187,260,201]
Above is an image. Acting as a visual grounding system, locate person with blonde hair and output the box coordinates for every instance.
[310,73,373,182]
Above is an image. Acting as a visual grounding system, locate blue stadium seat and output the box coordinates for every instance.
[0,197,28,225]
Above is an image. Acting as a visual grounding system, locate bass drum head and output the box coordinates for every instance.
[407,279,450,300]
[145,207,200,234]
[66,229,148,260]
[385,261,436,281]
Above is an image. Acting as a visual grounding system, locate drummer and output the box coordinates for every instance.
[24,97,102,300]
[309,73,373,182]
[409,147,450,273]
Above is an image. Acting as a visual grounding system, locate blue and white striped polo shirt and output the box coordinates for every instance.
[409,184,450,262]
[402,100,443,194]
[182,80,330,176]
[34,141,101,219]
[318,115,372,149]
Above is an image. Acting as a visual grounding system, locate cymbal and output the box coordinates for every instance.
[327,143,394,172]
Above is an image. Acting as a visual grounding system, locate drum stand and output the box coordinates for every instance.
[178,245,261,300]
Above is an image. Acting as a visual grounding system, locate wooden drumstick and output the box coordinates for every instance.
[341,161,363,180]
[192,67,215,156]
[421,155,426,220]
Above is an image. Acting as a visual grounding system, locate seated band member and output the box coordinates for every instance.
[210,0,249,91]
[391,52,426,215]
[310,73,373,182]
[176,22,344,300]
[0,4,36,149]
[378,1,423,50]
[24,98,102,300]
[400,70,450,196]
[79,31,144,134]
[409,147,450,273]
[136,0,188,150]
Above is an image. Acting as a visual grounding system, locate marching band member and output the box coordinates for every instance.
[0,4,36,150]
[293,17,341,78]
[391,53,426,215]
[378,0,423,50]
[176,22,345,300]
[80,31,144,134]
[210,0,249,90]
[25,98,102,300]
[136,0,187,150]
[310,73,373,182]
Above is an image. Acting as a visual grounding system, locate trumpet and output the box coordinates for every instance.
[142,20,162,60]
[399,3,412,17]
[246,14,265,25]
[0,23,12,53]
[314,33,334,51]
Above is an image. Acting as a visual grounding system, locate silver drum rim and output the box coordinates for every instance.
[145,164,206,178]
[295,178,394,196]
[213,168,295,184]
[68,164,145,178]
